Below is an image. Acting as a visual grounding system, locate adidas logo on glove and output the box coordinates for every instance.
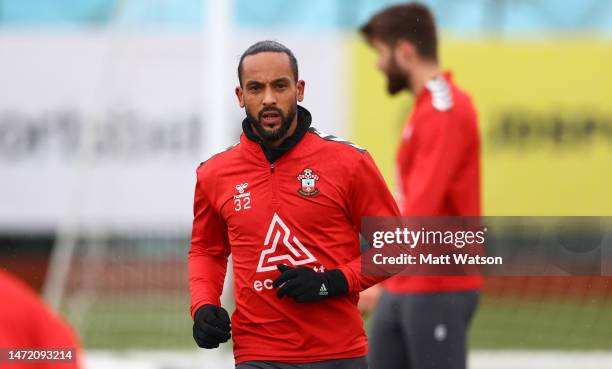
[319,283,328,296]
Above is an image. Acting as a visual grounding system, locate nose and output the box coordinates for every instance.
[262,86,276,106]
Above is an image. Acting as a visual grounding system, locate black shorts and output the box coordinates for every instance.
[368,290,479,369]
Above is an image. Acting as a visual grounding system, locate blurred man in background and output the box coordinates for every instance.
[359,3,482,369]
[0,268,82,369]
[189,40,400,369]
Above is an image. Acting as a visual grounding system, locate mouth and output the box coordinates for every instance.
[261,110,282,126]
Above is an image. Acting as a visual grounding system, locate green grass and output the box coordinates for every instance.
[469,295,612,350]
[62,293,194,349]
[63,293,612,350]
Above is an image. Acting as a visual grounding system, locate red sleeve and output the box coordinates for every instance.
[0,271,83,369]
[188,167,231,318]
[337,152,401,293]
[403,111,464,215]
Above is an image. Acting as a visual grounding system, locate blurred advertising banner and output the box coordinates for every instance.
[361,216,612,276]
[352,39,612,216]
[0,32,346,231]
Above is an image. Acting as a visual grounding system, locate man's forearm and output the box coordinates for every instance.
[188,252,228,318]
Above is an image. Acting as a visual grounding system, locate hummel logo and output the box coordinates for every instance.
[235,183,248,193]
[234,183,250,199]
[319,283,328,296]
[233,182,251,211]
[257,213,317,272]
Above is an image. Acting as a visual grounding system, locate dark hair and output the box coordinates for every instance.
[238,40,299,86]
[360,2,438,62]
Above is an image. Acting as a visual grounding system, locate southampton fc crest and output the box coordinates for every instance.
[297,168,320,197]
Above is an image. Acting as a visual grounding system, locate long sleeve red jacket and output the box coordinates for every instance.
[385,72,483,293]
[189,106,400,363]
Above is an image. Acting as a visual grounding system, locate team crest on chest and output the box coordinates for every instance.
[297,168,320,197]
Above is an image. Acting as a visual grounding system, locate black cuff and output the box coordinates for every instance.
[326,269,349,296]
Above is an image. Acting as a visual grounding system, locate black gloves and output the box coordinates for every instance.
[273,264,349,302]
[193,304,231,348]
[192,266,347,349]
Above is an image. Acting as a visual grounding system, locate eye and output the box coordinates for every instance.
[275,83,287,90]
[248,85,262,92]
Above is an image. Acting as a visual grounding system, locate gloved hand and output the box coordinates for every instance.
[192,304,231,349]
[273,264,349,303]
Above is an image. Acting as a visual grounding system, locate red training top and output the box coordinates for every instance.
[189,109,400,363]
[0,269,82,369]
[386,72,483,293]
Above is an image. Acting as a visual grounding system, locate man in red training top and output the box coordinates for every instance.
[0,269,82,369]
[189,40,400,369]
[359,3,482,369]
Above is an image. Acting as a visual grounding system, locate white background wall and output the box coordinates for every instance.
[0,31,347,232]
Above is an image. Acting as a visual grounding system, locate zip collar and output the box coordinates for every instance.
[241,105,312,163]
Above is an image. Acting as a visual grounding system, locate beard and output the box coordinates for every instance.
[385,56,410,95]
[246,103,297,143]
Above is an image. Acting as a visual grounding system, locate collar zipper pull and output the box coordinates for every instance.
[270,163,275,173]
